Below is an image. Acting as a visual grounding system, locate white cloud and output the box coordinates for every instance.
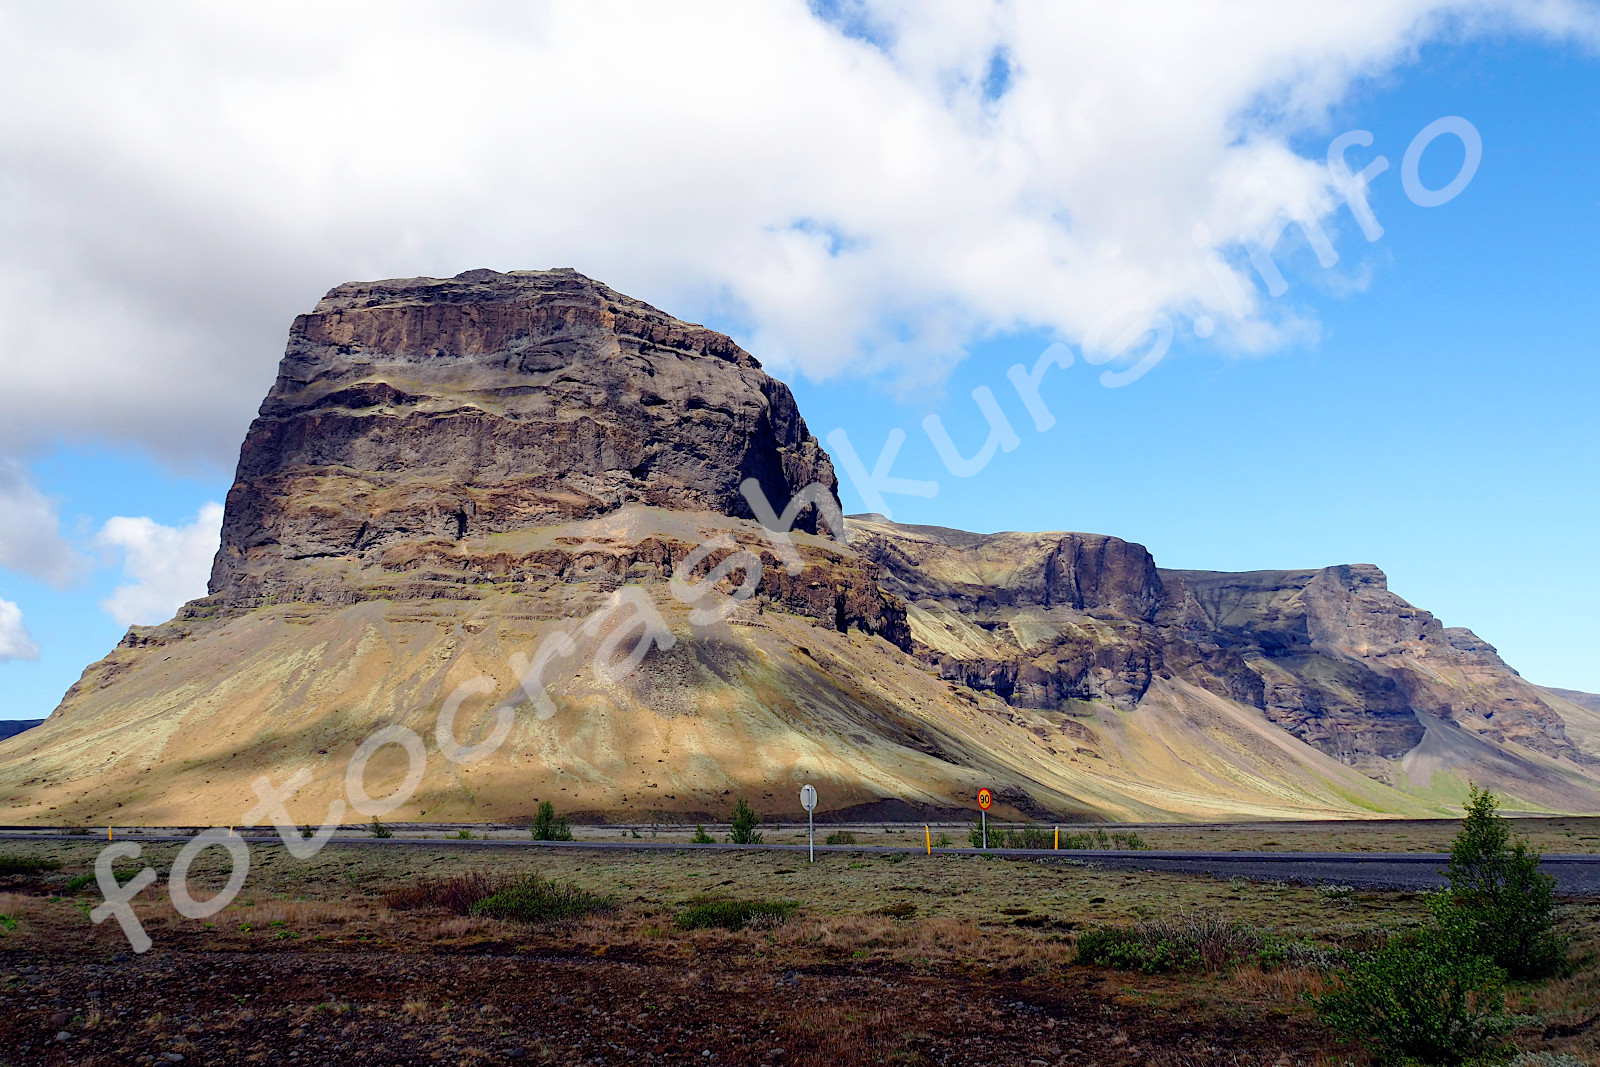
[97,503,224,627]
[0,1,1595,463]
[0,598,40,662]
[0,460,86,587]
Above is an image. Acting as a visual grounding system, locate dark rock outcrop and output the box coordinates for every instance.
[211,268,838,605]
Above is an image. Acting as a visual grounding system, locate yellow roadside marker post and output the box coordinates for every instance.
[107,826,112,841]
[925,825,931,854]
[1054,826,1059,850]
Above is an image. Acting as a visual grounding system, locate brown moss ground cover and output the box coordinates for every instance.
[0,839,1595,1065]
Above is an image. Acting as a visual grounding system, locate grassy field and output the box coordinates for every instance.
[0,831,1597,1065]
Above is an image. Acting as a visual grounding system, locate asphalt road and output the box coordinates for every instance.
[7,831,1600,895]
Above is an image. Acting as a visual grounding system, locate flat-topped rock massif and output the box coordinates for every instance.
[4,268,1598,824]
[211,268,837,609]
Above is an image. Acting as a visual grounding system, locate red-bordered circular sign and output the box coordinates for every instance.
[977,788,993,811]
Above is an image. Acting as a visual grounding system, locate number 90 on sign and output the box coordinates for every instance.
[977,788,993,811]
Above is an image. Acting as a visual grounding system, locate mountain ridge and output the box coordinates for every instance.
[3,269,1597,824]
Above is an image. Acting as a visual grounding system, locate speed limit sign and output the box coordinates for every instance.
[977,788,993,810]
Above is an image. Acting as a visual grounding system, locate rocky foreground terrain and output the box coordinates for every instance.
[3,268,1598,824]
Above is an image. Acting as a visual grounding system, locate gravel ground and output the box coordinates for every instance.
[0,947,1318,1067]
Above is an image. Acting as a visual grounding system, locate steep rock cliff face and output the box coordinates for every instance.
[852,518,1600,811]
[848,518,1166,710]
[210,269,838,609]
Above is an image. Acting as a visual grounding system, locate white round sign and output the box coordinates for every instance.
[800,784,818,812]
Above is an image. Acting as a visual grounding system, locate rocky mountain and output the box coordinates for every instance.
[3,269,1597,825]
[850,518,1600,813]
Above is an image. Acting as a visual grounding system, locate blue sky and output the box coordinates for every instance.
[785,35,1600,692]
[1,6,1598,719]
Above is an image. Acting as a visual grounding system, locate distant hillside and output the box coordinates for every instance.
[1543,687,1600,715]
[0,720,43,742]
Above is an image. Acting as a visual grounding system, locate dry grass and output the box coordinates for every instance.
[383,870,514,914]
[3,836,1595,1064]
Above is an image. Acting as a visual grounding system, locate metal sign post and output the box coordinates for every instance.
[800,784,818,862]
[977,788,993,849]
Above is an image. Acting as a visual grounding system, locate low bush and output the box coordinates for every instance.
[369,818,393,839]
[691,825,715,844]
[0,855,61,876]
[64,873,95,894]
[531,801,574,842]
[1000,826,1055,849]
[973,826,1151,850]
[384,871,514,914]
[674,897,797,931]
[469,876,612,924]
[824,830,857,845]
[1312,924,1512,1066]
[1077,914,1279,973]
[1076,927,1201,973]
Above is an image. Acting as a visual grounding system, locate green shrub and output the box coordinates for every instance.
[454,828,473,840]
[531,800,573,841]
[999,826,1054,849]
[934,832,952,848]
[1111,831,1148,850]
[1439,785,1565,978]
[1312,924,1512,1066]
[729,798,763,844]
[674,897,796,931]
[969,822,987,848]
[0,914,16,932]
[691,824,715,844]
[369,818,393,839]
[1078,913,1271,974]
[0,855,61,876]
[64,873,95,894]
[824,830,857,845]
[1076,927,1200,973]
[469,876,611,924]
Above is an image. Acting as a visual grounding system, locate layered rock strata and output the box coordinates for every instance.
[4,268,1598,824]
